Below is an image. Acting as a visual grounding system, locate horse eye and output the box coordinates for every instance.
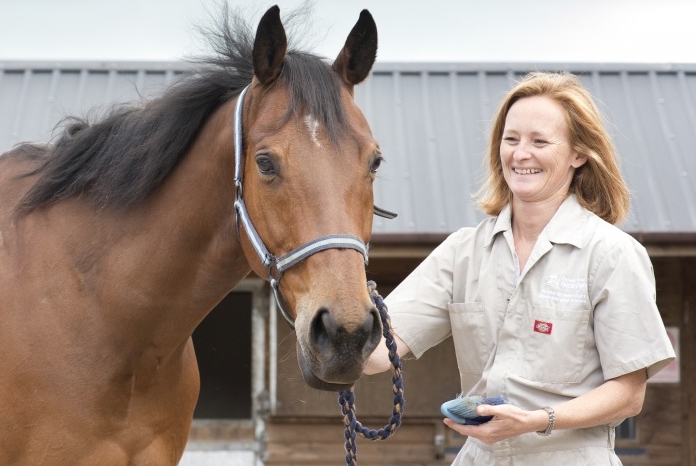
[370,156,384,174]
[255,155,276,174]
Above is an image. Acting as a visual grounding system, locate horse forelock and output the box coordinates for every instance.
[278,51,349,146]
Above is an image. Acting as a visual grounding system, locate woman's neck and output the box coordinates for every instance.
[510,194,568,270]
[511,195,567,237]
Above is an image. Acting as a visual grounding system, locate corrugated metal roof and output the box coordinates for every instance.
[0,61,185,151]
[2,60,696,237]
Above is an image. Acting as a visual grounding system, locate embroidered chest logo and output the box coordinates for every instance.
[539,274,588,304]
[533,320,553,335]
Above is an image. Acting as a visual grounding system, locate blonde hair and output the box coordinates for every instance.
[476,71,630,225]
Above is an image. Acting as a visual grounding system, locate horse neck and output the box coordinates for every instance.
[51,99,250,351]
[130,99,251,327]
[153,97,243,253]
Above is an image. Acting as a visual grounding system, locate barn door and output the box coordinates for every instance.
[184,279,269,466]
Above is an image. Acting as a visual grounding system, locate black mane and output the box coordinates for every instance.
[18,5,347,212]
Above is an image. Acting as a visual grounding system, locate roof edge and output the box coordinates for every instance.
[0,59,193,71]
[371,61,696,73]
[371,231,696,245]
[3,59,695,74]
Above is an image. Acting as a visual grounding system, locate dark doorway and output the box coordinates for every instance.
[192,291,252,419]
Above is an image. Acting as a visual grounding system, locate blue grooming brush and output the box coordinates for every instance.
[441,395,507,425]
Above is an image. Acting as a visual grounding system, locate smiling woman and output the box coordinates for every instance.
[365,71,675,466]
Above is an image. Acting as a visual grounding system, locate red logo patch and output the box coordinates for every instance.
[533,320,553,335]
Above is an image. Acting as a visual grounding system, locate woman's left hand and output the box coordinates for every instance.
[443,403,547,444]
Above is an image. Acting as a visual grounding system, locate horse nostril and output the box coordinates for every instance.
[364,308,382,353]
[310,308,335,352]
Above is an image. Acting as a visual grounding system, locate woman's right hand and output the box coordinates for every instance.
[363,334,411,375]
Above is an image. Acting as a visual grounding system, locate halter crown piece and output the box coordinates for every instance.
[232,85,397,328]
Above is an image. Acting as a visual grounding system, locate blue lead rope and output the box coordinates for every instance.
[338,281,405,466]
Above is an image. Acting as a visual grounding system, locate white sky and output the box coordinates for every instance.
[1,0,695,64]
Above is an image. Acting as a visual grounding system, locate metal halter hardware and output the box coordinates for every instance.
[233,85,397,328]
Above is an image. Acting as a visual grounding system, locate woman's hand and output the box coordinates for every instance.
[443,403,548,444]
[363,333,411,375]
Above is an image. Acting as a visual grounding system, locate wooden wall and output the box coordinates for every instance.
[266,253,695,465]
[617,256,695,466]
[684,258,696,466]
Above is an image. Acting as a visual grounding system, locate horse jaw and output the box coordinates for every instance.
[296,346,355,391]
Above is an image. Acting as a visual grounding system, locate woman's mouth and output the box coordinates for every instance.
[514,168,542,175]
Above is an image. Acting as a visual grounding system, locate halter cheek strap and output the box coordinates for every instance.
[233,84,395,328]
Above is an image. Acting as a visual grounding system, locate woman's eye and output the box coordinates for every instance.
[255,155,276,174]
[534,139,548,146]
[503,137,518,144]
[370,156,384,173]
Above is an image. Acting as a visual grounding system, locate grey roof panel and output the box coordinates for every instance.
[0,62,183,149]
[2,60,696,237]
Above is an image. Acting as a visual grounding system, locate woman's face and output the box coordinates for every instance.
[500,95,587,206]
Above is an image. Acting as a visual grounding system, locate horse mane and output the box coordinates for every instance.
[17,5,347,212]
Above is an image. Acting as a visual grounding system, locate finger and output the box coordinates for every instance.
[476,405,496,417]
[443,418,473,435]
[443,418,458,429]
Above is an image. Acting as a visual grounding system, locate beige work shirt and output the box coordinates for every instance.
[386,195,675,465]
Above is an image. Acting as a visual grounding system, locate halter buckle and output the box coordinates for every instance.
[234,179,243,198]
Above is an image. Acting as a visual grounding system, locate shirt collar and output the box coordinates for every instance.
[543,194,588,248]
[484,203,512,248]
[484,194,588,249]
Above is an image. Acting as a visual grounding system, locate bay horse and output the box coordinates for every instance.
[0,5,387,465]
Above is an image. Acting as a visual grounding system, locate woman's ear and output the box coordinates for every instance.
[572,151,589,169]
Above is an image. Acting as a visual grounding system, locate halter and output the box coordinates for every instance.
[233,85,397,328]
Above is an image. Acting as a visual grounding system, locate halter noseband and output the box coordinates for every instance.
[233,85,397,329]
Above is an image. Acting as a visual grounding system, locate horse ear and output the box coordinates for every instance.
[253,5,288,85]
[332,9,377,87]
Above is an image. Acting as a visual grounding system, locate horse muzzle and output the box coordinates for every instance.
[296,305,382,391]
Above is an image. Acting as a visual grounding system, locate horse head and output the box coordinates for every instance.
[237,6,382,391]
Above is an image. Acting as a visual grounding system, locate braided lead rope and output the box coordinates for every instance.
[338,280,405,466]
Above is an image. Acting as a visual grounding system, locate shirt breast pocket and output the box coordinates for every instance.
[519,306,590,384]
[448,301,489,375]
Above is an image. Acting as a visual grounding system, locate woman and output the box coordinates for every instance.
[365,72,675,465]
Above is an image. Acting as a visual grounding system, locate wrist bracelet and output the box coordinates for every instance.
[536,406,555,436]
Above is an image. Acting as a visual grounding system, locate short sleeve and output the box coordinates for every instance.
[385,229,464,359]
[590,238,676,380]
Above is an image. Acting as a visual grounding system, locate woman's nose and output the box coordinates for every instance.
[513,142,532,160]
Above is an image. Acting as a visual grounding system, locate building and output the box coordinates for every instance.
[1,60,694,465]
